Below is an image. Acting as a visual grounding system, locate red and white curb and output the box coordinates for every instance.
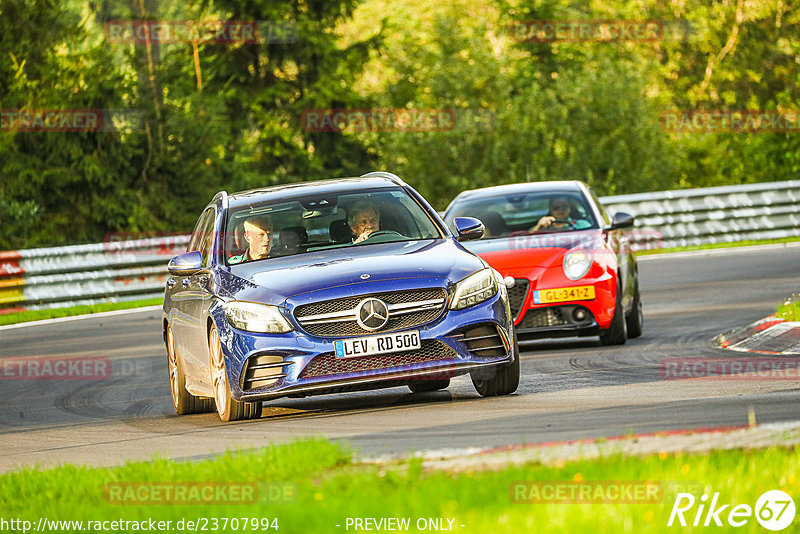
[717,315,800,355]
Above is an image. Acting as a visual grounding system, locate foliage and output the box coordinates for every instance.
[0,0,797,246]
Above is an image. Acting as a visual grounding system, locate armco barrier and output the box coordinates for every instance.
[0,181,798,312]
[602,180,800,251]
[0,235,188,313]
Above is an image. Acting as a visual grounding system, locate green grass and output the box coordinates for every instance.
[0,298,162,326]
[777,294,800,321]
[637,236,800,256]
[1,438,798,533]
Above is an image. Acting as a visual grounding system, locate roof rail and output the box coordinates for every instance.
[360,171,406,186]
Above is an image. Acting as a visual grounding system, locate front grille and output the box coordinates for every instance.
[458,324,507,358]
[298,340,455,379]
[294,288,447,337]
[507,279,530,319]
[518,305,594,329]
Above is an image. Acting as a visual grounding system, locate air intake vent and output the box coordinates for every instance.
[241,353,292,391]
[459,324,507,358]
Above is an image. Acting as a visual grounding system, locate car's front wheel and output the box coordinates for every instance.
[471,343,520,397]
[599,281,628,346]
[625,279,643,339]
[209,323,261,422]
[166,324,213,415]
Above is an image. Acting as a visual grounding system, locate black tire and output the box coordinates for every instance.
[625,279,643,339]
[599,281,628,346]
[471,343,520,397]
[209,324,261,422]
[166,324,214,415]
[408,379,451,393]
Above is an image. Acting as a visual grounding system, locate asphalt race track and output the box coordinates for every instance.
[2,244,799,472]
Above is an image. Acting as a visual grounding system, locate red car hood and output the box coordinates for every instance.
[461,230,602,274]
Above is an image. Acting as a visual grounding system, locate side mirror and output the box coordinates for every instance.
[453,217,485,241]
[168,251,204,276]
[608,211,635,231]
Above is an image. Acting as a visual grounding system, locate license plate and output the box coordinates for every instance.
[533,285,595,304]
[334,330,421,359]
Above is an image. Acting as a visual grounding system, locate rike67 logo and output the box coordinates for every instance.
[668,490,795,530]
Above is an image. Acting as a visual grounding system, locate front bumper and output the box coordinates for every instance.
[508,273,615,341]
[213,293,514,401]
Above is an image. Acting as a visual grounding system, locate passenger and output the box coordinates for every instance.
[229,216,273,263]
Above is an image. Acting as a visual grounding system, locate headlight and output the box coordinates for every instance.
[450,268,499,310]
[223,301,294,333]
[563,250,593,280]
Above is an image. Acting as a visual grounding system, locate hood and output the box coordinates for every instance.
[462,229,602,271]
[222,238,484,305]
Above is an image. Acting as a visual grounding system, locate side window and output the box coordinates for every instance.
[198,210,217,266]
[188,209,212,252]
[188,208,216,268]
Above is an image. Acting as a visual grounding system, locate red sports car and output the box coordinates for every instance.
[444,181,642,345]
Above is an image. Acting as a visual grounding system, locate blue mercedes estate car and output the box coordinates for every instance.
[163,172,519,421]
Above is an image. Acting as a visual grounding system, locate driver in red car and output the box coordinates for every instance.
[531,196,591,232]
[348,201,381,243]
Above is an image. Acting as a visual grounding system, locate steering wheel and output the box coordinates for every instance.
[362,230,405,241]
[550,218,576,228]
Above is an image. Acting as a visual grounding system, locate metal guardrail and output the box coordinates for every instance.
[602,180,800,251]
[1,180,797,312]
[0,235,188,313]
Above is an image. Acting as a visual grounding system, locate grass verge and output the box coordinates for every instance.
[0,298,162,326]
[777,294,800,321]
[1,438,797,533]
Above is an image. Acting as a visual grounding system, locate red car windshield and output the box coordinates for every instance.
[446,191,598,238]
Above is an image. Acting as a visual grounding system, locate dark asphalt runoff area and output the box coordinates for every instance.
[1,244,799,471]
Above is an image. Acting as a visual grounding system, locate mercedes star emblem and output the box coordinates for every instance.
[355,298,390,331]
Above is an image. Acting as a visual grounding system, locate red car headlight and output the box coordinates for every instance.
[563,250,593,280]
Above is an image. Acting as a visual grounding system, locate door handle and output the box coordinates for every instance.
[167,279,176,288]
[182,277,191,288]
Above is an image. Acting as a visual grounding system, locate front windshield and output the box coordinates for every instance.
[445,190,598,239]
[225,187,442,264]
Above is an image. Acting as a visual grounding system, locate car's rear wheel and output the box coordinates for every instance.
[209,323,261,422]
[599,281,628,346]
[625,279,643,339]
[166,324,213,415]
[471,343,520,397]
[408,379,451,393]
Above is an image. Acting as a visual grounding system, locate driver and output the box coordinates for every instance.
[531,196,590,232]
[229,215,274,263]
[348,201,381,243]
